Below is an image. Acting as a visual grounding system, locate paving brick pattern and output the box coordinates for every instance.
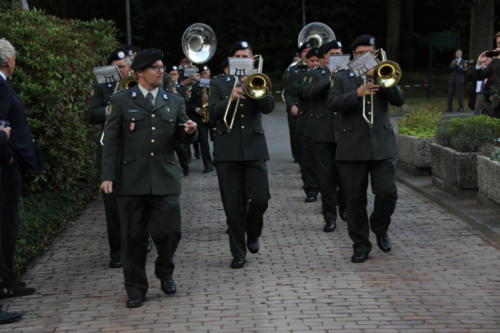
[2,107,500,332]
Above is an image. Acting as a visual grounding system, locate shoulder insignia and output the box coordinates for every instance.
[131,91,137,98]
[162,93,168,100]
[349,72,355,78]
[226,76,231,82]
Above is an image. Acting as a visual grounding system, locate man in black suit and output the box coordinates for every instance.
[447,49,467,112]
[328,35,404,263]
[208,41,274,269]
[0,38,43,297]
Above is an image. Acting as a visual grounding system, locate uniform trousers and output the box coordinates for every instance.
[197,123,213,169]
[337,158,398,254]
[117,194,181,299]
[312,142,345,221]
[286,112,299,162]
[215,161,270,260]
[0,164,22,287]
[297,133,319,196]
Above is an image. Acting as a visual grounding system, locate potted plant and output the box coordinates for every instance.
[396,108,441,175]
[431,115,500,197]
[477,142,500,207]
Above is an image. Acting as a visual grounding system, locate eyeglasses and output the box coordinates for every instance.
[149,65,166,72]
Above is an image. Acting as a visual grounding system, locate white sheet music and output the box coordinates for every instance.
[199,78,211,88]
[328,55,351,72]
[228,57,255,76]
[347,52,379,77]
[93,65,121,84]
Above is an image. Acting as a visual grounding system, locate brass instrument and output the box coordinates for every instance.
[200,87,210,123]
[362,48,402,126]
[181,23,217,64]
[223,55,272,131]
[116,71,137,91]
[297,22,336,48]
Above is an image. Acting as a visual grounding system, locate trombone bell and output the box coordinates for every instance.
[243,73,271,99]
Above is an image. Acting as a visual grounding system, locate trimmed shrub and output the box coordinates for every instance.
[398,108,442,138]
[435,116,500,153]
[0,9,119,273]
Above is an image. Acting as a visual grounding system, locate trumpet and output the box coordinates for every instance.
[361,48,402,126]
[223,55,272,131]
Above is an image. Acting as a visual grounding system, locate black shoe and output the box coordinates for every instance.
[0,285,36,299]
[339,209,347,221]
[376,233,392,253]
[351,252,369,263]
[183,167,190,176]
[247,238,260,254]
[161,279,177,295]
[203,167,214,173]
[145,238,153,253]
[323,220,336,232]
[304,193,317,203]
[0,309,23,324]
[126,296,145,308]
[109,257,122,268]
[230,258,247,269]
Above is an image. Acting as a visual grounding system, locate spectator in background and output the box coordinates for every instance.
[446,49,467,112]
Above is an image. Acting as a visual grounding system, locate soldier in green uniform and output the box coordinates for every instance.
[328,35,404,263]
[100,49,198,308]
[301,41,346,233]
[208,41,274,269]
[282,42,320,203]
[88,46,134,269]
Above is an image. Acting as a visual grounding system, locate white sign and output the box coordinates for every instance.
[93,65,121,84]
[328,55,351,72]
[347,52,379,77]
[228,57,255,77]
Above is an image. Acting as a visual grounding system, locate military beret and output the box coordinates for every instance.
[305,47,319,59]
[298,41,314,53]
[351,35,376,51]
[131,48,163,71]
[199,65,210,72]
[229,41,252,56]
[165,65,178,72]
[107,46,133,65]
[318,40,343,57]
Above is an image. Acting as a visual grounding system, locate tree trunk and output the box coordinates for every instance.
[469,0,494,60]
[402,0,415,68]
[386,0,401,61]
[11,0,29,10]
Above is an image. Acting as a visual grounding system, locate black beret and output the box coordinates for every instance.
[351,35,376,51]
[229,41,252,56]
[305,47,319,59]
[318,40,343,57]
[107,46,132,65]
[165,65,178,72]
[131,48,163,71]
[199,65,210,72]
[298,41,314,53]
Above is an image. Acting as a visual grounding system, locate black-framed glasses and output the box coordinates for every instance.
[149,65,166,72]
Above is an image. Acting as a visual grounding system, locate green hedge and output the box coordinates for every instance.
[398,107,442,138]
[0,9,119,274]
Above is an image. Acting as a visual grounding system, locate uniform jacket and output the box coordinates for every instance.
[101,85,197,195]
[327,70,404,161]
[186,81,206,125]
[88,82,116,125]
[208,74,274,162]
[284,66,309,135]
[0,76,43,172]
[302,67,337,143]
[282,62,306,112]
[448,58,467,84]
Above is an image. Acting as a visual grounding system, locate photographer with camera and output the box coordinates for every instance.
[446,49,468,112]
[475,32,500,119]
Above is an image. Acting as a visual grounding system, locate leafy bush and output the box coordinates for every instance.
[435,116,500,152]
[0,9,118,274]
[398,108,442,138]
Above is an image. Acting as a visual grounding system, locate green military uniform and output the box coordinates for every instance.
[282,63,303,162]
[88,81,121,262]
[302,67,345,228]
[208,74,274,261]
[285,65,319,199]
[328,69,404,256]
[101,85,197,299]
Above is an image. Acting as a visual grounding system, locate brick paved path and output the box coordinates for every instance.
[2,105,500,332]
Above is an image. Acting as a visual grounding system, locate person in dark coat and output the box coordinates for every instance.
[446,49,467,112]
[208,41,274,269]
[100,49,198,308]
[328,35,404,263]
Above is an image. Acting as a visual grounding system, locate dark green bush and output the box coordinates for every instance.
[0,9,119,274]
[435,116,500,153]
[398,108,442,138]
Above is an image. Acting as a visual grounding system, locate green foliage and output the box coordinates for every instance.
[398,107,442,138]
[0,9,118,274]
[435,116,500,152]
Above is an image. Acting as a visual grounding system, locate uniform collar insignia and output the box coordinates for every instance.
[349,72,355,78]
[162,93,168,100]
[226,76,231,82]
[107,83,112,88]
[131,91,137,98]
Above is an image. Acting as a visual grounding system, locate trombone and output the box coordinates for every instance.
[223,55,272,131]
[361,48,402,126]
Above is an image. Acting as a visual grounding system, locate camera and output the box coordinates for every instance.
[485,50,499,58]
